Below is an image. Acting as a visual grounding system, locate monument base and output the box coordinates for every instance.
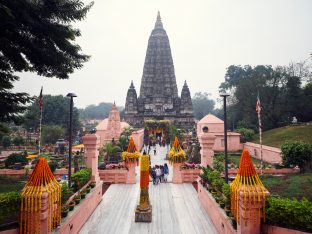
[135,205,152,222]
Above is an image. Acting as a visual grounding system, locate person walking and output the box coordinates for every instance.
[155,165,161,184]
[151,166,157,185]
[154,148,156,156]
[164,163,169,182]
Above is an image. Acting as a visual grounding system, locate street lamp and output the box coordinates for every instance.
[67,93,77,188]
[220,93,230,183]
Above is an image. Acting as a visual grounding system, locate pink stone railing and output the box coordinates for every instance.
[98,169,128,183]
[0,168,73,177]
[244,142,282,164]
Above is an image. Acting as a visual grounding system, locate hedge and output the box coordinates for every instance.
[266,197,312,232]
[0,192,21,225]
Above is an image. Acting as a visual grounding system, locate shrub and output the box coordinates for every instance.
[213,153,225,173]
[266,197,312,232]
[48,161,58,173]
[5,153,28,168]
[0,192,21,224]
[13,135,25,146]
[71,168,91,192]
[235,128,255,143]
[61,183,73,205]
[281,141,312,172]
[2,135,11,148]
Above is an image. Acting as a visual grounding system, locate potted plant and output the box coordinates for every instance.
[224,206,231,216]
[90,181,96,188]
[81,189,86,199]
[68,201,75,211]
[74,194,81,205]
[86,186,91,193]
[61,205,69,218]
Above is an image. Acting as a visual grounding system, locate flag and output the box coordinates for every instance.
[39,86,43,111]
[256,94,261,114]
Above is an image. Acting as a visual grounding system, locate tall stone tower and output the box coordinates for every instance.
[125,12,194,128]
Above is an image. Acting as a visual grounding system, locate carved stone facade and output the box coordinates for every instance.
[125,12,194,128]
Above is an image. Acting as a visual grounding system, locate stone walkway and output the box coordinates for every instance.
[79,145,217,234]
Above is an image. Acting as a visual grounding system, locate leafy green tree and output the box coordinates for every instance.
[219,64,312,131]
[281,141,312,172]
[102,143,121,163]
[23,95,80,136]
[235,128,255,143]
[192,92,215,120]
[0,0,93,124]
[80,102,124,120]
[13,135,24,146]
[42,125,66,144]
[1,135,11,148]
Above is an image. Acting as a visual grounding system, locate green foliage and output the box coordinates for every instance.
[0,0,93,124]
[5,153,27,168]
[48,161,58,173]
[0,175,27,193]
[266,197,312,232]
[71,168,91,192]
[13,135,25,146]
[0,192,21,224]
[192,92,215,120]
[23,95,80,135]
[235,128,255,143]
[261,174,312,201]
[281,141,312,172]
[213,153,225,173]
[1,135,11,148]
[219,63,312,131]
[222,183,231,205]
[42,125,66,144]
[61,183,73,205]
[101,143,122,163]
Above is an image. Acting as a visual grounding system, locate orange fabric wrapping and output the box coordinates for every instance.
[140,171,150,188]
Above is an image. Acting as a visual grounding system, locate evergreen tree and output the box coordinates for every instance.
[0,0,93,123]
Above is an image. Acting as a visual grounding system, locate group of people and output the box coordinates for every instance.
[150,163,169,185]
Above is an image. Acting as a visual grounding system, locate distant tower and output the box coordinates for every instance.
[125,81,138,124]
[125,12,194,128]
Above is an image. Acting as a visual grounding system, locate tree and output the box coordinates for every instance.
[80,102,123,120]
[5,153,27,168]
[13,135,24,146]
[42,125,66,144]
[281,141,312,173]
[23,95,80,136]
[1,135,11,148]
[0,0,93,123]
[101,143,121,163]
[219,63,312,131]
[192,92,215,120]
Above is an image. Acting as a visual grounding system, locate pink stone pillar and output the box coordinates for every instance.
[237,187,270,234]
[82,134,100,184]
[126,161,137,184]
[198,133,216,167]
[172,162,183,184]
[40,191,49,234]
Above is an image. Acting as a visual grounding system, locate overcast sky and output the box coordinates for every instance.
[13,0,312,109]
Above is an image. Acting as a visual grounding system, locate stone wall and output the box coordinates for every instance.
[198,182,236,234]
[54,181,103,234]
[244,142,282,164]
[98,169,127,183]
[131,129,144,150]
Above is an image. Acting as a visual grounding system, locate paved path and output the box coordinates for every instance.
[80,145,217,234]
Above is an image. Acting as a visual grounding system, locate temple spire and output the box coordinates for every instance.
[154,11,163,29]
[130,80,134,88]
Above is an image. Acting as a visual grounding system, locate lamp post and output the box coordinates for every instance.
[67,93,77,188]
[220,93,230,183]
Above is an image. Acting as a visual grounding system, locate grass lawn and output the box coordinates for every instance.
[228,155,270,168]
[251,125,312,148]
[0,175,27,194]
[261,173,312,201]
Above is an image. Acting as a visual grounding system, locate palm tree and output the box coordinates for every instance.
[102,142,121,163]
[118,136,128,151]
